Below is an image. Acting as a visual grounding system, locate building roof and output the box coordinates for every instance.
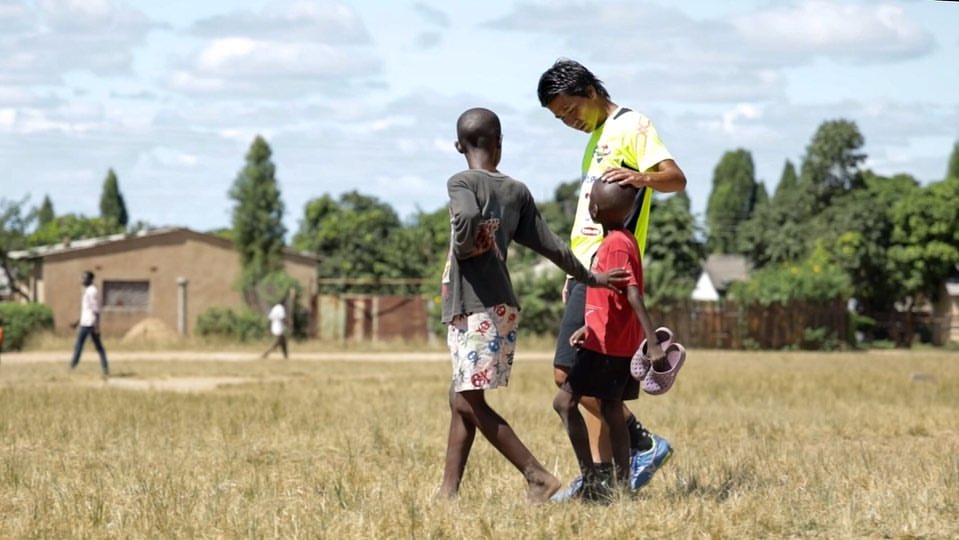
[702,254,751,291]
[9,227,319,265]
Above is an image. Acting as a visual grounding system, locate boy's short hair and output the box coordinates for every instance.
[592,181,637,223]
[537,58,611,107]
[82,270,94,281]
[456,107,501,151]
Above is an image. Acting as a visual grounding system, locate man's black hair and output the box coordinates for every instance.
[82,270,94,282]
[537,58,611,107]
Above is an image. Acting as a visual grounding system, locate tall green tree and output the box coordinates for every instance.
[229,135,287,303]
[645,192,706,304]
[885,175,959,344]
[773,160,799,205]
[947,141,959,180]
[36,195,55,227]
[799,119,866,211]
[293,191,401,293]
[706,149,759,254]
[820,172,918,314]
[737,161,811,270]
[99,168,128,228]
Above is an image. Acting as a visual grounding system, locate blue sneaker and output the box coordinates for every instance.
[550,476,583,502]
[630,434,673,491]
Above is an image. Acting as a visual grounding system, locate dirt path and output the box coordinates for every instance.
[2,350,554,364]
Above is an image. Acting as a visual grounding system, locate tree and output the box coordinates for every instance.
[229,136,287,305]
[947,141,959,180]
[885,175,959,345]
[381,206,450,294]
[99,168,128,228]
[37,195,54,227]
[739,160,816,269]
[29,214,119,247]
[772,160,799,206]
[0,197,33,301]
[799,119,866,211]
[644,192,705,304]
[705,149,759,254]
[293,191,401,293]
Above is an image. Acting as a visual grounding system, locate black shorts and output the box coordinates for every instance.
[563,347,639,401]
[554,279,586,369]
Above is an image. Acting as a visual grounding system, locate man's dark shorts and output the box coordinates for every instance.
[554,279,586,369]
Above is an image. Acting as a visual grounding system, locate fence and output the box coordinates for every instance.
[313,294,848,349]
[316,294,432,342]
[649,299,849,350]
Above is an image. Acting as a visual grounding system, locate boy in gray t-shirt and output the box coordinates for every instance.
[436,107,627,503]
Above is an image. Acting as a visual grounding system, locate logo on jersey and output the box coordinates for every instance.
[594,143,611,164]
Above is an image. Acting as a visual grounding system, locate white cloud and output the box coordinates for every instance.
[0,108,16,130]
[413,3,449,28]
[732,0,934,61]
[172,2,382,97]
[189,0,371,44]
[0,0,156,84]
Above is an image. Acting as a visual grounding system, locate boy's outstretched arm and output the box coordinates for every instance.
[627,285,665,363]
[513,190,627,291]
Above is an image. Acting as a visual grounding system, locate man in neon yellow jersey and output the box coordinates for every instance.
[538,58,687,499]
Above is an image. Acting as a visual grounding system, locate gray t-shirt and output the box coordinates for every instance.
[441,169,592,323]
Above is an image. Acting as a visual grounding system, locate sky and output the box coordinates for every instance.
[2,0,957,237]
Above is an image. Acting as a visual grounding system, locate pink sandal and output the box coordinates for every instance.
[642,342,686,395]
[630,327,674,381]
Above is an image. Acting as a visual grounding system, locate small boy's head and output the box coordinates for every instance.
[589,181,637,229]
[454,107,502,158]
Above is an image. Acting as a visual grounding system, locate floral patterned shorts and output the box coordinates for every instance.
[447,304,520,392]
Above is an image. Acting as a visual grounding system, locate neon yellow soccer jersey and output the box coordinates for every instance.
[569,107,673,268]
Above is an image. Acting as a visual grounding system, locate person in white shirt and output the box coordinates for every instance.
[69,270,109,377]
[261,300,288,359]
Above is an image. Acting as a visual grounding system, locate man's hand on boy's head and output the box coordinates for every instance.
[601,167,650,189]
[588,267,629,293]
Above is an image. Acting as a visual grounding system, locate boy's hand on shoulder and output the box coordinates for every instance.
[588,268,629,293]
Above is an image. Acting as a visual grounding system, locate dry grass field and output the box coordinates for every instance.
[1,343,957,539]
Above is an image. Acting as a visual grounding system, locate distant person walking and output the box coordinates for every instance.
[69,270,109,377]
[261,300,288,359]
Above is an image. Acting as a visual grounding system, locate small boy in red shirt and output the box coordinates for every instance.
[552,180,666,501]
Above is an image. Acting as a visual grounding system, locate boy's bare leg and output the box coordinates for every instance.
[552,390,596,478]
[600,399,630,485]
[458,389,560,503]
[557,367,613,463]
[580,397,613,462]
[438,384,476,499]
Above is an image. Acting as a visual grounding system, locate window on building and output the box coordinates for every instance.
[103,280,150,310]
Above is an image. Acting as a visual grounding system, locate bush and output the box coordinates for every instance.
[801,326,840,351]
[195,307,266,342]
[730,244,852,306]
[0,302,54,351]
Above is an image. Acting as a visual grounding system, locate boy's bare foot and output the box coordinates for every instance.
[433,487,458,501]
[526,472,561,504]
